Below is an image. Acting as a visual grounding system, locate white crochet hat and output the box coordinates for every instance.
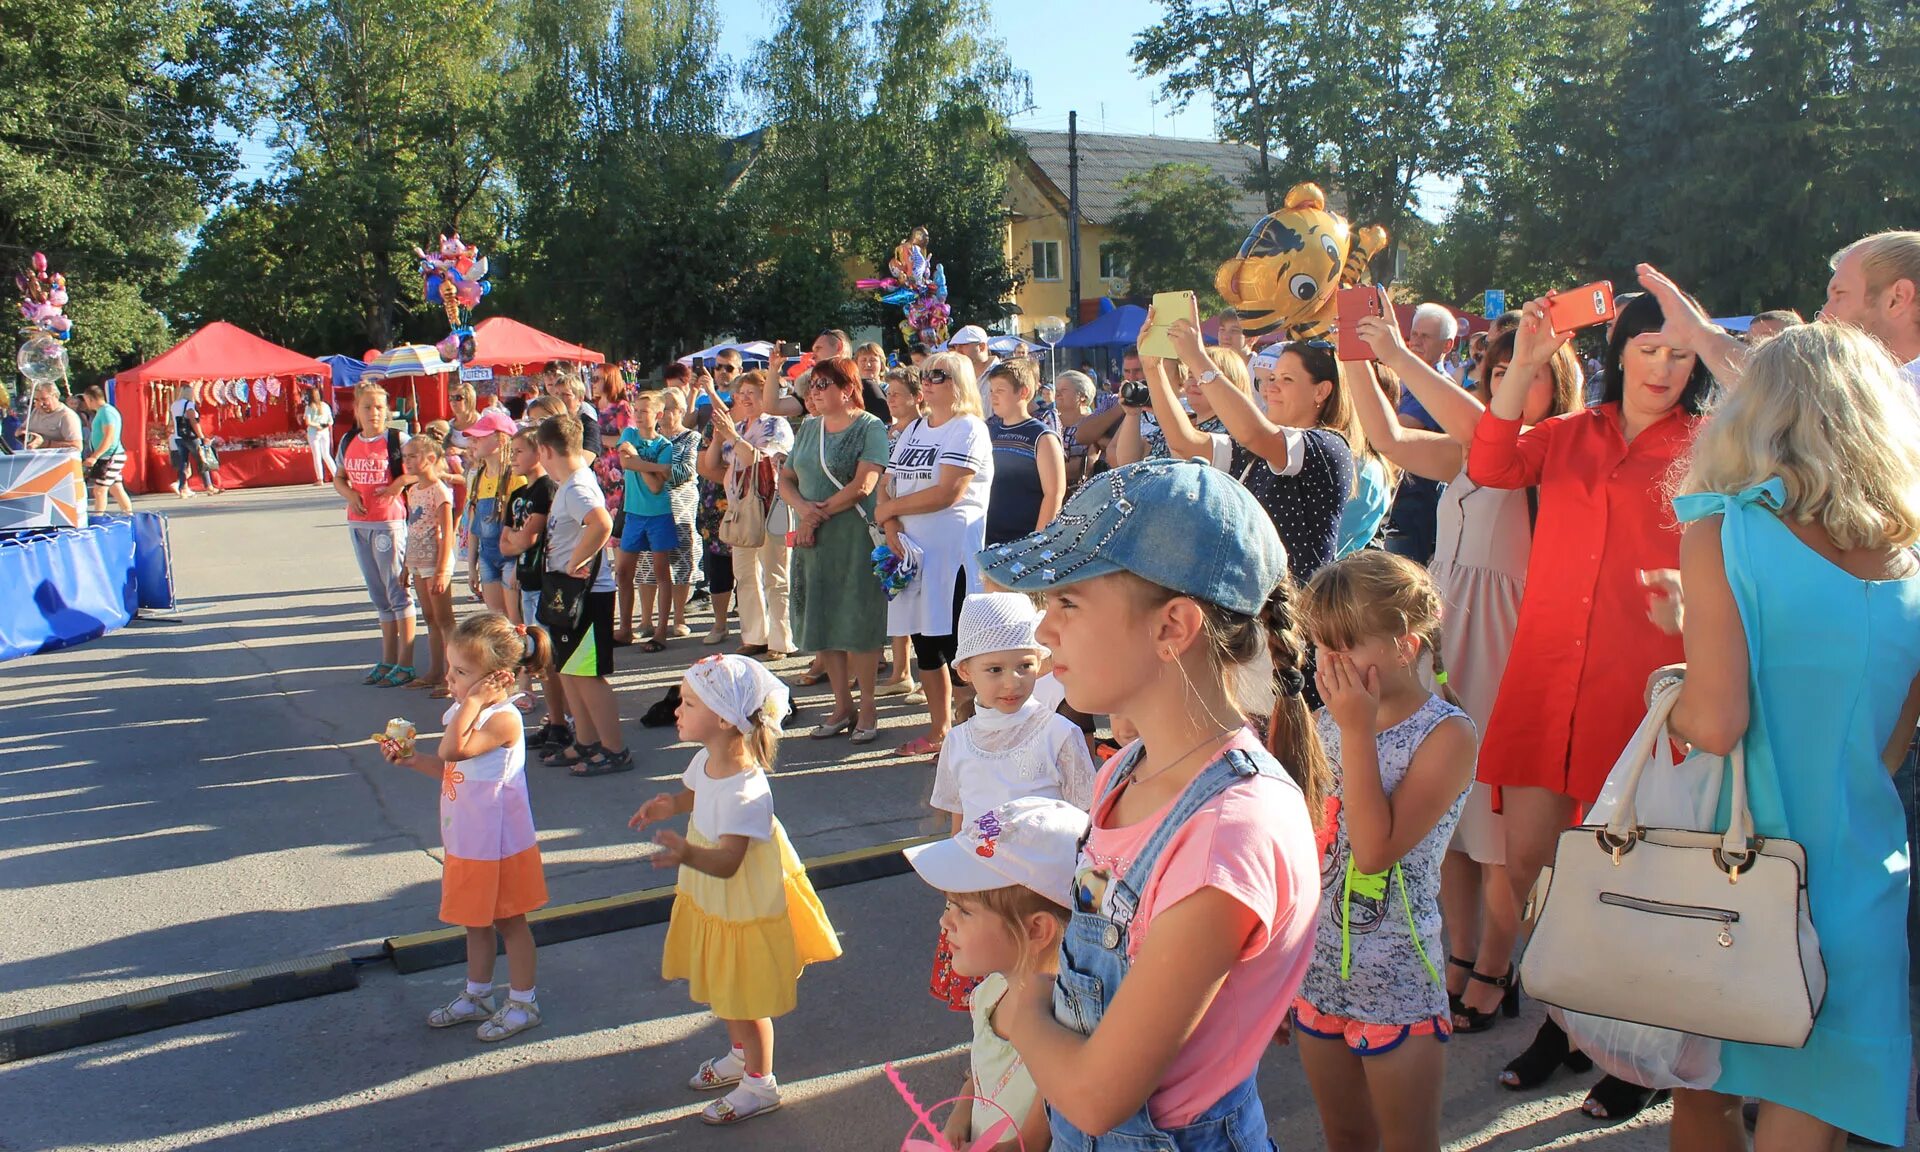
[953,592,1045,667]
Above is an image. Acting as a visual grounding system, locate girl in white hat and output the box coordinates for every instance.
[629,653,842,1125]
[926,592,1096,1014]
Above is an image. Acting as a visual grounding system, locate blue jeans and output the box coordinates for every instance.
[1048,746,1282,1151]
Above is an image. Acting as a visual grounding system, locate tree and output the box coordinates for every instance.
[1132,0,1289,210]
[1105,163,1243,307]
[0,0,256,376]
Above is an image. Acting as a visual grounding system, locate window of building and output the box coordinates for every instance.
[1099,246,1129,280]
[1030,240,1061,282]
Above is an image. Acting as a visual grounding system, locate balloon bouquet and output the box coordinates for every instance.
[15,252,73,391]
[857,226,951,348]
[412,233,491,364]
[1214,183,1390,340]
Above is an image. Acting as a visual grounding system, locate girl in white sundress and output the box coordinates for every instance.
[1293,552,1475,1152]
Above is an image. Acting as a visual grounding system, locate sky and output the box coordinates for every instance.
[712,0,1220,140]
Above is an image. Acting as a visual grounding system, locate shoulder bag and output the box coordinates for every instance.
[1520,675,1826,1048]
[718,437,768,550]
[537,503,606,636]
[815,415,887,549]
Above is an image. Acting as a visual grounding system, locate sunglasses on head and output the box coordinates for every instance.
[923,369,952,385]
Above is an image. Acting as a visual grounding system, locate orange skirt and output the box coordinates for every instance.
[441,844,548,927]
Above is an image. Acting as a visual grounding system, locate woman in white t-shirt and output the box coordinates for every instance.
[302,386,336,484]
[874,351,994,758]
[168,383,221,497]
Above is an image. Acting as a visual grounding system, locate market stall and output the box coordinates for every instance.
[461,317,604,405]
[112,323,332,494]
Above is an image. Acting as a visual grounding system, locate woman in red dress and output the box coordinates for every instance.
[1467,290,1713,1121]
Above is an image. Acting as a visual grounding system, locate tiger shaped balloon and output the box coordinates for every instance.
[1215,183,1389,339]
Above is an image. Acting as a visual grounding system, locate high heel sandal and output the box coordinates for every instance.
[1499,1017,1593,1091]
[1452,965,1519,1034]
[1446,954,1475,1018]
[1580,1076,1671,1124]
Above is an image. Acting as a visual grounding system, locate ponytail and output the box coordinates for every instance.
[520,625,552,675]
[744,707,783,772]
[1261,577,1332,829]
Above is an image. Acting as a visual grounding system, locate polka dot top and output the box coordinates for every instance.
[1232,427,1354,583]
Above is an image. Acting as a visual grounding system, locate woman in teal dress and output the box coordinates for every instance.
[1660,323,1920,1150]
[779,356,890,744]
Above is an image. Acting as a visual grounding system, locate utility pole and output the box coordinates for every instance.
[1068,109,1082,329]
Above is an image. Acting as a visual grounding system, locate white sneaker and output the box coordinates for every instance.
[475,997,541,1042]
[427,989,494,1028]
[701,1077,781,1125]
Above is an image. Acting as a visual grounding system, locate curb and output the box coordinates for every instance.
[385,834,936,974]
[0,950,358,1065]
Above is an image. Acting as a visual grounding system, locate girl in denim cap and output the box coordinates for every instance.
[978,457,1326,1151]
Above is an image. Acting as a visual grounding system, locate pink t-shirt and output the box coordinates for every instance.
[341,432,404,522]
[1076,727,1319,1128]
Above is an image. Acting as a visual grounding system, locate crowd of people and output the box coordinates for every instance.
[348,230,1920,1150]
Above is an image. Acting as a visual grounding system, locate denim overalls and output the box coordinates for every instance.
[1049,743,1283,1152]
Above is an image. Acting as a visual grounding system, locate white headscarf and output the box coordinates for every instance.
[684,653,791,736]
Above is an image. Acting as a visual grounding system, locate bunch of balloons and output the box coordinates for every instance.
[15,252,72,387]
[413,233,491,363]
[857,227,951,348]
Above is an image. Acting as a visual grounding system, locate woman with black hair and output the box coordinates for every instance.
[1467,289,1712,1123]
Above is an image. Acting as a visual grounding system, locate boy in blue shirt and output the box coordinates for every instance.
[615,390,677,649]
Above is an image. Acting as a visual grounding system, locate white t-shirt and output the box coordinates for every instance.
[681,750,775,843]
[168,398,199,448]
[929,698,1096,823]
[545,465,616,591]
[886,415,993,636]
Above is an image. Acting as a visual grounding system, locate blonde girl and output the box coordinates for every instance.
[377,613,552,1041]
[981,457,1325,1150]
[403,435,457,694]
[1293,551,1476,1152]
[463,406,522,614]
[628,654,841,1126]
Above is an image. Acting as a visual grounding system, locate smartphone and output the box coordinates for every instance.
[1336,286,1388,362]
[1139,290,1197,360]
[1545,281,1616,334]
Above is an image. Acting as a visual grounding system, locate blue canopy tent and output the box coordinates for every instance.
[320,354,372,388]
[1713,316,1754,333]
[1058,305,1147,349]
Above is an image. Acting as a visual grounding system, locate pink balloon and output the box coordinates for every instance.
[31,252,47,274]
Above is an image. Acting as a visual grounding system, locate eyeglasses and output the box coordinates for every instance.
[923,369,952,385]
[713,363,738,374]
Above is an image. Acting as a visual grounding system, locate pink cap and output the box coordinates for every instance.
[468,407,518,438]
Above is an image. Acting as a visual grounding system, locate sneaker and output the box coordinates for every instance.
[476,997,541,1042]
[701,1078,781,1125]
[427,989,494,1028]
[688,1051,745,1091]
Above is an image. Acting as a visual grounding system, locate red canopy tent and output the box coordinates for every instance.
[383,318,606,423]
[113,322,332,494]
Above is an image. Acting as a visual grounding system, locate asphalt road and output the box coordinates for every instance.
[0,485,1909,1151]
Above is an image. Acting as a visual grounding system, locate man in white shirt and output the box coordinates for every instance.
[948,325,998,413]
[1820,231,1920,389]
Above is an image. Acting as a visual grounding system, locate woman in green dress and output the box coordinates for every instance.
[780,356,891,744]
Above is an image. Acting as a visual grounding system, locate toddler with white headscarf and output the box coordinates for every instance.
[628,653,841,1126]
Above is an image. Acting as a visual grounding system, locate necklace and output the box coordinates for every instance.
[1127,725,1237,789]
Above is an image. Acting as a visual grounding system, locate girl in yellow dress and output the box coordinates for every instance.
[629,653,841,1126]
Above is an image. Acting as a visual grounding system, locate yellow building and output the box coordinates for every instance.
[1005,131,1270,331]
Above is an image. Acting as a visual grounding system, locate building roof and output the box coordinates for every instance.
[1015,130,1270,227]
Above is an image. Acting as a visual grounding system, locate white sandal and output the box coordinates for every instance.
[688,1056,743,1091]
[700,1083,781,1125]
[475,998,541,1042]
[427,990,494,1028]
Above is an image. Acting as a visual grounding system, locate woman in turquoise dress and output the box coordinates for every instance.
[1660,322,1920,1150]
[779,356,891,744]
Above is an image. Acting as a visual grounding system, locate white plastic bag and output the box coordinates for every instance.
[1548,675,1726,1090]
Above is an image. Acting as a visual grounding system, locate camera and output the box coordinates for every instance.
[1120,380,1151,408]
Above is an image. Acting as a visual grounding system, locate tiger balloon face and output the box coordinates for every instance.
[1215,183,1389,339]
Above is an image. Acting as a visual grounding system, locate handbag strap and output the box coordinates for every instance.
[814,417,879,529]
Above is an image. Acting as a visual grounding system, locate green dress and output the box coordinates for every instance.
[789,412,890,653]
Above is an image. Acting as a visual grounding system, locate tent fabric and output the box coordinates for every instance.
[469,317,605,370]
[116,322,331,386]
[1058,304,1148,349]
[364,345,457,379]
[320,355,372,389]
[0,518,140,662]
[679,340,773,365]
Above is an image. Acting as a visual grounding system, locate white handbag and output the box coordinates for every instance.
[1520,676,1827,1049]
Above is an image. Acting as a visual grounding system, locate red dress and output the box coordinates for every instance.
[1466,404,1695,806]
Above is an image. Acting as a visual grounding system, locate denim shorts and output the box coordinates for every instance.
[474,535,509,584]
[620,511,680,554]
[520,589,541,629]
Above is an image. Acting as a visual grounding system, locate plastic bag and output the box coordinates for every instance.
[1552,675,1726,1090]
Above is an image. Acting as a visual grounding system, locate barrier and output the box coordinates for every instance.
[0,519,139,661]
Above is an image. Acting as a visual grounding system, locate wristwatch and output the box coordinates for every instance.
[1198,370,1222,387]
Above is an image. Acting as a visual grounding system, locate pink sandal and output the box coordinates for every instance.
[899,735,943,759]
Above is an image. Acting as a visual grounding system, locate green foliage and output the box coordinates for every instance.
[1106,163,1242,309]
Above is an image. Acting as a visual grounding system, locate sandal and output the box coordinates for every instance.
[429,684,453,699]
[639,638,667,654]
[542,741,601,769]
[1500,1017,1593,1091]
[688,1056,743,1092]
[426,989,494,1028]
[1453,965,1519,1034]
[571,746,636,776]
[403,677,436,691]
[475,998,542,1042]
[1581,1076,1670,1123]
[363,663,393,685]
[899,735,943,758]
[1446,954,1476,1017]
[612,630,636,647]
[794,669,829,687]
[380,665,417,687]
[700,1085,782,1126]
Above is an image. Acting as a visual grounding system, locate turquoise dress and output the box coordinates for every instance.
[1675,479,1919,1146]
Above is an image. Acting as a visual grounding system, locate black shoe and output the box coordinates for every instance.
[1453,965,1519,1034]
[525,721,571,750]
[1581,1075,1670,1124]
[1500,1017,1593,1091]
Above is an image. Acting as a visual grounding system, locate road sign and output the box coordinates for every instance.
[1483,290,1507,318]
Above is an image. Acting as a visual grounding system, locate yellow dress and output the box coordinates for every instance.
[660,756,841,1020]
